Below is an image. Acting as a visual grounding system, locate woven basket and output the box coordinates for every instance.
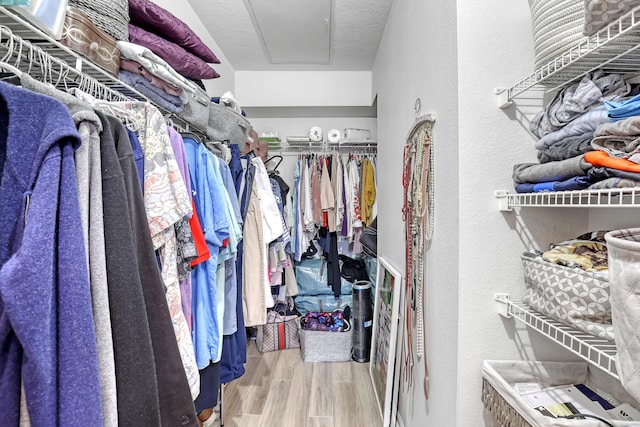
[482,379,533,427]
[68,0,129,41]
[482,360,640,426]
[528,0,586,69]
[298,319,353,362]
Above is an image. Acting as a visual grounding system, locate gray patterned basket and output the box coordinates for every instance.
[521,255,614,340]
[298,319,353,362]
[68,0,129,41]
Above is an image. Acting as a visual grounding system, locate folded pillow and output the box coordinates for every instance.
[128,24,219,80]
[128,0,219,64]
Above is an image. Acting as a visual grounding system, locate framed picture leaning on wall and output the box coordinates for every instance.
[369,257,402,427]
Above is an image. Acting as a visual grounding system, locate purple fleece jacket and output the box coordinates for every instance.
[0,82,103,425]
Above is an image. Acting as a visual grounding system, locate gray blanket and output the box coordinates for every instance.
[531,70,629,138]
[537,132,594,163]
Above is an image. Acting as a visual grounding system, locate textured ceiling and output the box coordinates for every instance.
[187,0,393,71]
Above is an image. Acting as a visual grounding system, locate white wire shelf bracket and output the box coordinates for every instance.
[495,188,640,211]
[497,5,640,108]
[495,294,618,379]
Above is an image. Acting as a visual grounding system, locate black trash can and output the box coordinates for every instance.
[351,280,373,362]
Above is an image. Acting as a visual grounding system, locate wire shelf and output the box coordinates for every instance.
[268,140,377,155]
[495,188,640,211]
[495,294,618,379]
[0,6,207,137]
[500,5,640,105]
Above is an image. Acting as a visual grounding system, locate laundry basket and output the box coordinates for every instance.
[604,228,640,404]
[482,360,640,426]
[298,319,353,362]
[528,0,586,70]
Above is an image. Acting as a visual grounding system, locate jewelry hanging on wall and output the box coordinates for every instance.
[402,98,435,400]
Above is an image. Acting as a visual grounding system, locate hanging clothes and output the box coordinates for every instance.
[242,172,268,326]
[184,136,230,369]
[220,143,247,384]
[334,154,345,235]
[97,111,164,426]
[113,101,199,400]
[0,81,104,426]
[243,157,285,325]
[311,155,323,224]
[19,74,120,426]
[361,157,377,227]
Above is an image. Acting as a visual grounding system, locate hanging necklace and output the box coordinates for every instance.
[402,104,435,399]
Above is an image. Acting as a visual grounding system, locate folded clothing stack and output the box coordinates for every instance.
[515,70,640,192]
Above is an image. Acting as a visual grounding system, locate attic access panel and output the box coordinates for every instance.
[244,0,333,64]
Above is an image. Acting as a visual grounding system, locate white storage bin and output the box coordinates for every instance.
[482,360,640,426]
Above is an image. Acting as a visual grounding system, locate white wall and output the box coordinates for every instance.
[456,0,589,426]
[373,0,460,425]
[149,0,236,95]
[374,1,590,426]
[235,71,374,107]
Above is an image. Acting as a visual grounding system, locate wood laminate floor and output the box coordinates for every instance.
[213,341,383,427]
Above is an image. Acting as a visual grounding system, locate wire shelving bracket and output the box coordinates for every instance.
[495,294,618,379]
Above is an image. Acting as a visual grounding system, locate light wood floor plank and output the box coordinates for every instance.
[271,347,301,381]
[332,361,353,383]
[224,342,278,415]
[332,381,354,427]
[308,363,333,417]
[351,362,383,427]
[281,355,313,427]
[306,416,333,427]
[258,380,292,427]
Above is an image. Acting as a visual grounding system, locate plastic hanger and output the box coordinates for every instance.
[266,154,283,173]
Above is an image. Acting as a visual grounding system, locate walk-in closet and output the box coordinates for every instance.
[5,0,640,426]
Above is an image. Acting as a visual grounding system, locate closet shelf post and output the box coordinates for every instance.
[495,87,512,109]
[495,293,511,318]
[494,190,512,212]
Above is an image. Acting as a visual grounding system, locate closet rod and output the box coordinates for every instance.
[269,143,377,157]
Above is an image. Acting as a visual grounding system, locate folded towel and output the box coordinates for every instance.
[119,70,183,114]
[120,59,183,97]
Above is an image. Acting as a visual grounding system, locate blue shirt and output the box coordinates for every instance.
[184,137,230,368]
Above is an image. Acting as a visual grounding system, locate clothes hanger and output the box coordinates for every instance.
[181,131,203,143]
[0,61,22,78]
[265,154,283,174]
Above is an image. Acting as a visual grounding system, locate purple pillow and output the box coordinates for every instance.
[128,24,219,80]
[128,0,220,64]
